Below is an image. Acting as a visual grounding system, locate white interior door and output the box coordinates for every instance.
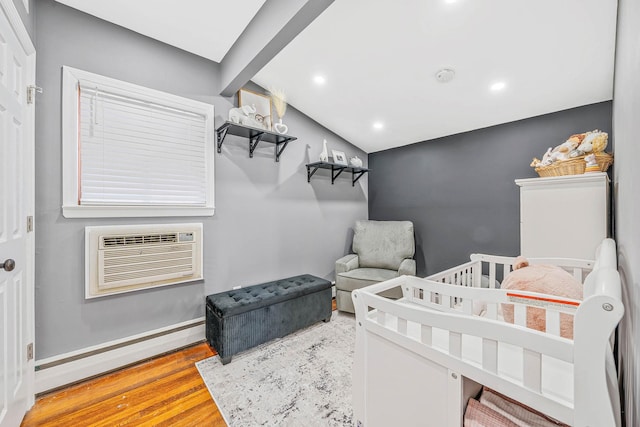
[0,1,35,426]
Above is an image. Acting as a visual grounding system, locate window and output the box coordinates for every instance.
[62,66,215,218]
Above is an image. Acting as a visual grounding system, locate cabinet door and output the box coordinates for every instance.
[518,174,609,259]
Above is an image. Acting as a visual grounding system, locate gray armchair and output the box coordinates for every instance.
[335,220,416,313]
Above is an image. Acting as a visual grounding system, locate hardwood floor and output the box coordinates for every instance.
[21,343,226,427]
[22,300,338,426]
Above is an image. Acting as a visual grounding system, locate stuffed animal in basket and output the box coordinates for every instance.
[501,257,582,339]
[530,130,608,169]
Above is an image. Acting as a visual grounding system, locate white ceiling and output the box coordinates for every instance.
[55,0,618,154]
[254,0,617,153]
[54,0,266,63]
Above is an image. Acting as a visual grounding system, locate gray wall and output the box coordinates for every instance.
[35,0,367,359]
[613,0,640,424]
[369,102,612,276]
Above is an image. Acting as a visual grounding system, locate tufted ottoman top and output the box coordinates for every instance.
[206,274,331,317]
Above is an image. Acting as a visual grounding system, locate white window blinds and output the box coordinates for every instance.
[62,66,215,218]
[79,84,207,206]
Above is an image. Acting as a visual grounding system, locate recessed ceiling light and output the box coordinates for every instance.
[313,75,326,85]
[490,81,506,91]
[373,122,384,130]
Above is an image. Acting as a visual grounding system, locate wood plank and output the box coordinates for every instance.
[21,343,225,427]
[29,344,212,421]
[23,299,337,426]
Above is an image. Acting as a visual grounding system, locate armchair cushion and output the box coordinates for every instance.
[398,259,417,276]
[353,220,415,270]
[335,254,359,274]
[336,268,399,292]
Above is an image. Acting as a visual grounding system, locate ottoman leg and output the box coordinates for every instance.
[323,316,331,323]
[220,355,232,365]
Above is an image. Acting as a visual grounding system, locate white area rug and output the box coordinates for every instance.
[196,312,355,426]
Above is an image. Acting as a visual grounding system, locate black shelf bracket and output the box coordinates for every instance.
[275,139,290,162]
[331,165,346,184]
[307,164,319,182]
[216,125,230,153]
[249,132,265,158]
[352,170,367,187]
[305,161,370,186]
[215,121,297,162]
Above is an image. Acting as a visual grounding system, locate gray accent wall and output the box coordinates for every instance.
[613,0,640,424]
[369,102,612,276]
[35,0,367,359]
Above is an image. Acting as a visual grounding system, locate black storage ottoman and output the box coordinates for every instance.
[205,274,332,364]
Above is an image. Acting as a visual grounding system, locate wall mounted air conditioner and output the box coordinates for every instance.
[85,223,203,299]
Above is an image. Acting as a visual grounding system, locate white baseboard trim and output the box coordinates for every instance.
[35,317,205,394]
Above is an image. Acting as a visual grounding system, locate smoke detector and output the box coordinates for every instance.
[435,68,455,83]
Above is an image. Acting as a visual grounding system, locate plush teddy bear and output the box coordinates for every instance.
[575,129,608,154]
[501,256,582,339]
[530,130,608,168]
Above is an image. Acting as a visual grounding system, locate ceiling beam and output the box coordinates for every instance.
[219,0,334,97]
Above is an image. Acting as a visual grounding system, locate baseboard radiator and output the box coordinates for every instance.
[35,318,205,394]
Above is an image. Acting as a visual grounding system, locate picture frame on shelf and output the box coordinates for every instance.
[331,150,348,166]
[238,89,273,130]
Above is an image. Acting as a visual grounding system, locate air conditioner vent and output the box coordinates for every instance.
[85,224,203,299]
[102,233,178,248]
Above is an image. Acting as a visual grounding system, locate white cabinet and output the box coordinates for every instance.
[515,173,610,259]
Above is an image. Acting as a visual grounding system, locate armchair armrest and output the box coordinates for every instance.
[398,258,416,276]
[336,254,359,274]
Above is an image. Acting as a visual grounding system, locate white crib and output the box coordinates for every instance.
[352,239,622,427]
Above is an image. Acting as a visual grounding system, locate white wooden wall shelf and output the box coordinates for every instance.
[306,161,369,186]
[216,121,297,162]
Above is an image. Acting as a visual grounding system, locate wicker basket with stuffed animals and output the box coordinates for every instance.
[531,130,613,177]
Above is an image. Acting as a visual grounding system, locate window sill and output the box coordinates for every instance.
[62,205,215,218]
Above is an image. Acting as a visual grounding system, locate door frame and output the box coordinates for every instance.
[0,0,36,414]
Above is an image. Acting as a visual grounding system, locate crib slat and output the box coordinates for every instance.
[449,331,462,358]
[377,310,386,326]
[489,262,496,289]
[473,264,482,288]
[486,303,498,320]
[523,349,542,393]
[573,267,582,282]
[546,309,561,336]
[514,305,527,327]
[443,295,452,309]
[503,263,511,281]
[462,299,473,315]
[482,338,498,374]
[421,324,432,345]
[398,317,407,335]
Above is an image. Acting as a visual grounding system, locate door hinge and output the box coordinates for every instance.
[27,343,34,361]
[27,85,42,105]
[27,216,33,233]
